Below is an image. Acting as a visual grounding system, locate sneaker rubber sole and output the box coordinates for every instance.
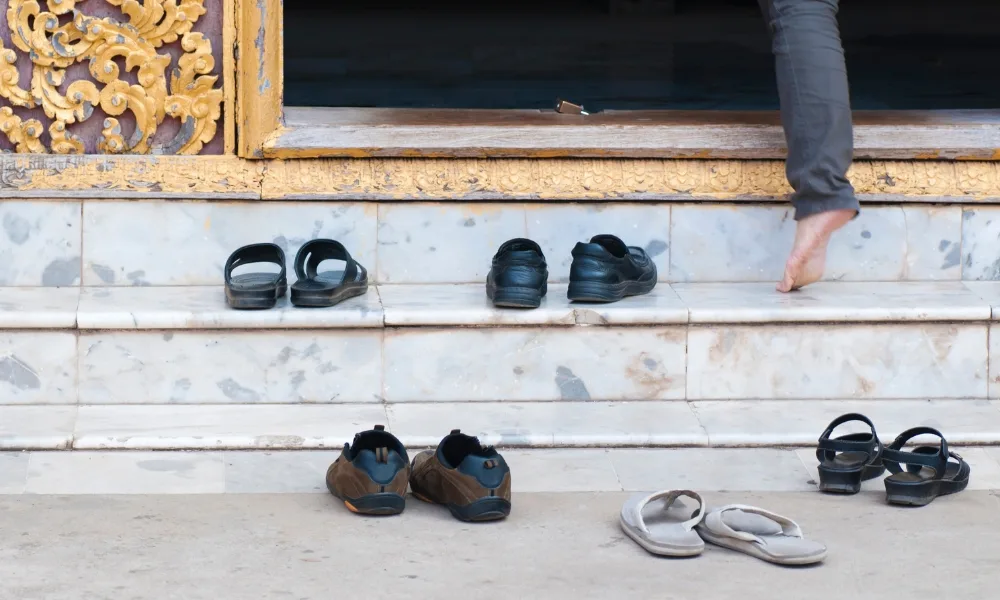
[327,479,406,516]
[410,480,511,522]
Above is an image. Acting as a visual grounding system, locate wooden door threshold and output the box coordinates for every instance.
[265,107,1000,160]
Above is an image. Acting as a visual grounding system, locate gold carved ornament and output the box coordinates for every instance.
[0,0,223,154]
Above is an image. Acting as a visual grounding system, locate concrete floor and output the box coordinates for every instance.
[3,491,997,600]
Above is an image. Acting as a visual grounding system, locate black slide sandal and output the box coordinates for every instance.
[816,413,885,494]
[224,243,287,310]
[882,427,970,507]
[290,239,369,308]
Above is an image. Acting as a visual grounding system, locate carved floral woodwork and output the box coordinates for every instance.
[0,0,223,154]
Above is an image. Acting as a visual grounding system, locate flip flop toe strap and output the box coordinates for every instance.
[705,505,804,544]
[630,489,704,535]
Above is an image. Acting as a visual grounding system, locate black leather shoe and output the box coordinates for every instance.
[567,235,656,303]
[486,238,548,308]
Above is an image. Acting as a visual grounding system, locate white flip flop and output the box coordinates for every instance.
[695,504,827,566]
[618,490,706,557]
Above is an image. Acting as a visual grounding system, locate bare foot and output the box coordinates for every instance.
[777,209,855,293]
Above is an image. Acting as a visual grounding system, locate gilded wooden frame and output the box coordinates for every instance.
[235,0,282,158]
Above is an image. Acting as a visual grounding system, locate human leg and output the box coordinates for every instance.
[759,0,859,291]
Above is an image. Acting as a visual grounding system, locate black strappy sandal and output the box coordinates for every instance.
[882,427,970,507]
[224,243,287,310]
[816,413,885,494]
[290,239,369,308]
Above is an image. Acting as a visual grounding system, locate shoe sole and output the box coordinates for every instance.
[885,476,969,507]
[226,283,287,310]
[817,463,886,495]
[486,281,546,309]
[327,479,406,516]
[567,278,656,303]
[411,483,511,522]
[291,282,368,308]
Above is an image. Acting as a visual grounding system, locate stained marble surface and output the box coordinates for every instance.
[693,399,1000,446]
[82,201,378,286]
[501,449,623,492]
[18,447,1000,494]
[670,205,958,282]
[78,331,383,404]
[672,281,990,323]
[385,401,707,447]
[7,401,1000,451]
[567,284,689,325]
[987,323,1000,398]
[962,207,1000,280]
[903,206,963,280]
[377,204,526,283]
[76,286,383,329]
[963,282,1000,319]
[25,452,226,494]
[378,283,688,326]
[224,451,341,493]
[610,448,814,492]
[686,324,988,399]
[0,453,28,493]
[0,201,81,286]
[0,287,80,328]
[5,280,995,329]
[524,203,670,282]
[0,333,76,404]
[383,327,687,402]
[0,406,77,449]
[379,283,575,326]
[73,404,389,449]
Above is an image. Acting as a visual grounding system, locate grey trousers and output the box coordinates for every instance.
[759,0,860,220]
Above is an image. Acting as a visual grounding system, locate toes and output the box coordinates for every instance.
[777,261,800,293]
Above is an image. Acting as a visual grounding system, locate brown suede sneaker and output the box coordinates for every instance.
[409,429,511,522]
[326,425,410,516]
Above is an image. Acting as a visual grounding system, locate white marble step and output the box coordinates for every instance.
[3,400,999,450]
[4,199,992,287]
[2,281,997,329]
[6,446,1000,495]
[3,282,999,404]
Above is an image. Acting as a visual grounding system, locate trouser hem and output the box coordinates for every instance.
[792,193,860,221]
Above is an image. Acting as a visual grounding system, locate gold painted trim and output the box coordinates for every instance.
[223,0,237,155]
[0,155,262,198]
[260,159,1000,201]
[236,0,283,158]
[2,156,999,201]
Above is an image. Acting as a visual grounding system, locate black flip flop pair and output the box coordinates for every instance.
[224,240,368,310]
[816,413,971,506]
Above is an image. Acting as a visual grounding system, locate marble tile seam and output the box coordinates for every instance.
[9,282,1000,329]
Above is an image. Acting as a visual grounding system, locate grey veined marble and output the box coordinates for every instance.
[82,201,377,286]
[687,323,987,400]
[670,204,961,282]
[0,333,76,404]
[962,208,1000,281]
[78,331,383,404]
[383,326,687,402]
[0,201,81,286]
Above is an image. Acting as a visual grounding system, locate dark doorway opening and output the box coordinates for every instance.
[284,0,1000,111]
